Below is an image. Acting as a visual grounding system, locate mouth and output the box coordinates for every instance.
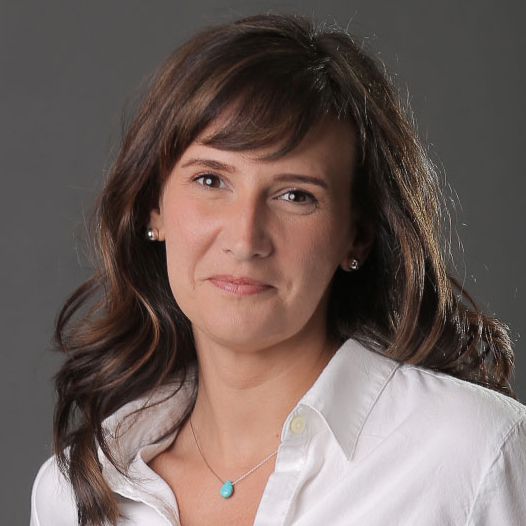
[207,275,274,296]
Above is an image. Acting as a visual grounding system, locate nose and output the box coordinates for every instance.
[221,195,273,261]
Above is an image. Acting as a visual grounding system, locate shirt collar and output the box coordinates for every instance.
[297,338,400,460]
[99,367,198,472]
[98,338,399,473]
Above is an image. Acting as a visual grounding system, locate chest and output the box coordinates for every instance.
[149,448,276,526]
[134,421,479,526]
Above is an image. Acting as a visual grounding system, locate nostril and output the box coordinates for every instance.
[221,226,273,261]
[221,202,273,260]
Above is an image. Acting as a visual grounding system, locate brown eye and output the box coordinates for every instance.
[279,190,317,204]
[194,174,225,189]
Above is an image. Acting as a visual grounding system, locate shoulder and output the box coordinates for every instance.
[31,456,78,526]
[331,339,525,460]
[395,363,525,430]
[354,356,526,521]
[378,361,526,464]
[389,365,526,524]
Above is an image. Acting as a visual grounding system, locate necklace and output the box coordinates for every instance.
[189,418,278,499]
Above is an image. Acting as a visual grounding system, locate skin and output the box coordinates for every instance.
[149,116,372,525]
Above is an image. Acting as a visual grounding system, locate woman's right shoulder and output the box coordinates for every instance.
[31,456,78,526]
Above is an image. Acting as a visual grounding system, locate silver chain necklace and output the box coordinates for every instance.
[189,418,278,499]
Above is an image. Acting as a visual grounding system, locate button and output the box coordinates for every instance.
[289,415,305,434]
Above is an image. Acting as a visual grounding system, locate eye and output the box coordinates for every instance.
[278,190,318,205]
[193,173,225,189]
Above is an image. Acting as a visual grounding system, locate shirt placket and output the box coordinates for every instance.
[254,410,309,526]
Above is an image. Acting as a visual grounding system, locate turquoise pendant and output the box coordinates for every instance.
[220,480,234,498]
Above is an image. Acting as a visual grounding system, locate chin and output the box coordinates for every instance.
[194,318,289,352]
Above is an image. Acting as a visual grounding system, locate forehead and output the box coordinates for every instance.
[180,115,357,177]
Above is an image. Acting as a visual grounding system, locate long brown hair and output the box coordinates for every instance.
[53,13,515,525]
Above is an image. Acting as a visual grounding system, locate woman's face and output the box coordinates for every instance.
[150,117,367,353]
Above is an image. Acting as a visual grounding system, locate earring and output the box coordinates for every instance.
[349,258,359,271]
[146,227,159,241]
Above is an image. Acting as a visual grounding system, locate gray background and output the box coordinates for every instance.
[1,0,524,523]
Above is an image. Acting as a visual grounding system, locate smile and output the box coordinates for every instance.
[208,275,274,296]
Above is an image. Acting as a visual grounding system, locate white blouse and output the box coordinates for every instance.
[31,339,526,525]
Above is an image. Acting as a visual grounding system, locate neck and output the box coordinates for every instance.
[189,329,336,469]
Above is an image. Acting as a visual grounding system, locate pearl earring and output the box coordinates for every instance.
[146,227,159,241]
[349,258,359,271]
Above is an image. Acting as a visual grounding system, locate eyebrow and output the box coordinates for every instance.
[181,158,236,173]
[274,174,329,190]
[180,158,329,189]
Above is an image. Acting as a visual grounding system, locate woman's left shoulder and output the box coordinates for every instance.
[366,361,526,524]
[392,362,526,447]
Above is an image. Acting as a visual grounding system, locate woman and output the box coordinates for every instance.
[31,13,525,526]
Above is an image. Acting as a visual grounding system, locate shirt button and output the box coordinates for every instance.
[289,415,305,434]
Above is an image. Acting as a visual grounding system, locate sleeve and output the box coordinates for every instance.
[30,457,78,526]
[467,416,526,525]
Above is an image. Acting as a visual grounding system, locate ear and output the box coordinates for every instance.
[339,221,374,271]
[149,207,166,241]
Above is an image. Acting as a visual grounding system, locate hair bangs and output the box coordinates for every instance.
[201,67,336,159]
[161,40,343,167]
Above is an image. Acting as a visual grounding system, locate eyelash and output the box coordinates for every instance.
[193,173,225,189]
[192,173,318,205]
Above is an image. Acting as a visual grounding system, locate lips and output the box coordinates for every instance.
[208,275,273,295]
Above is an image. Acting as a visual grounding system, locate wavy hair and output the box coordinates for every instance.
[53,13,516,525]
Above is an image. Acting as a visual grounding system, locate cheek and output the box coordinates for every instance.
[285,218,347,300]
[162,199,217,293]
[298,211,349,267]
